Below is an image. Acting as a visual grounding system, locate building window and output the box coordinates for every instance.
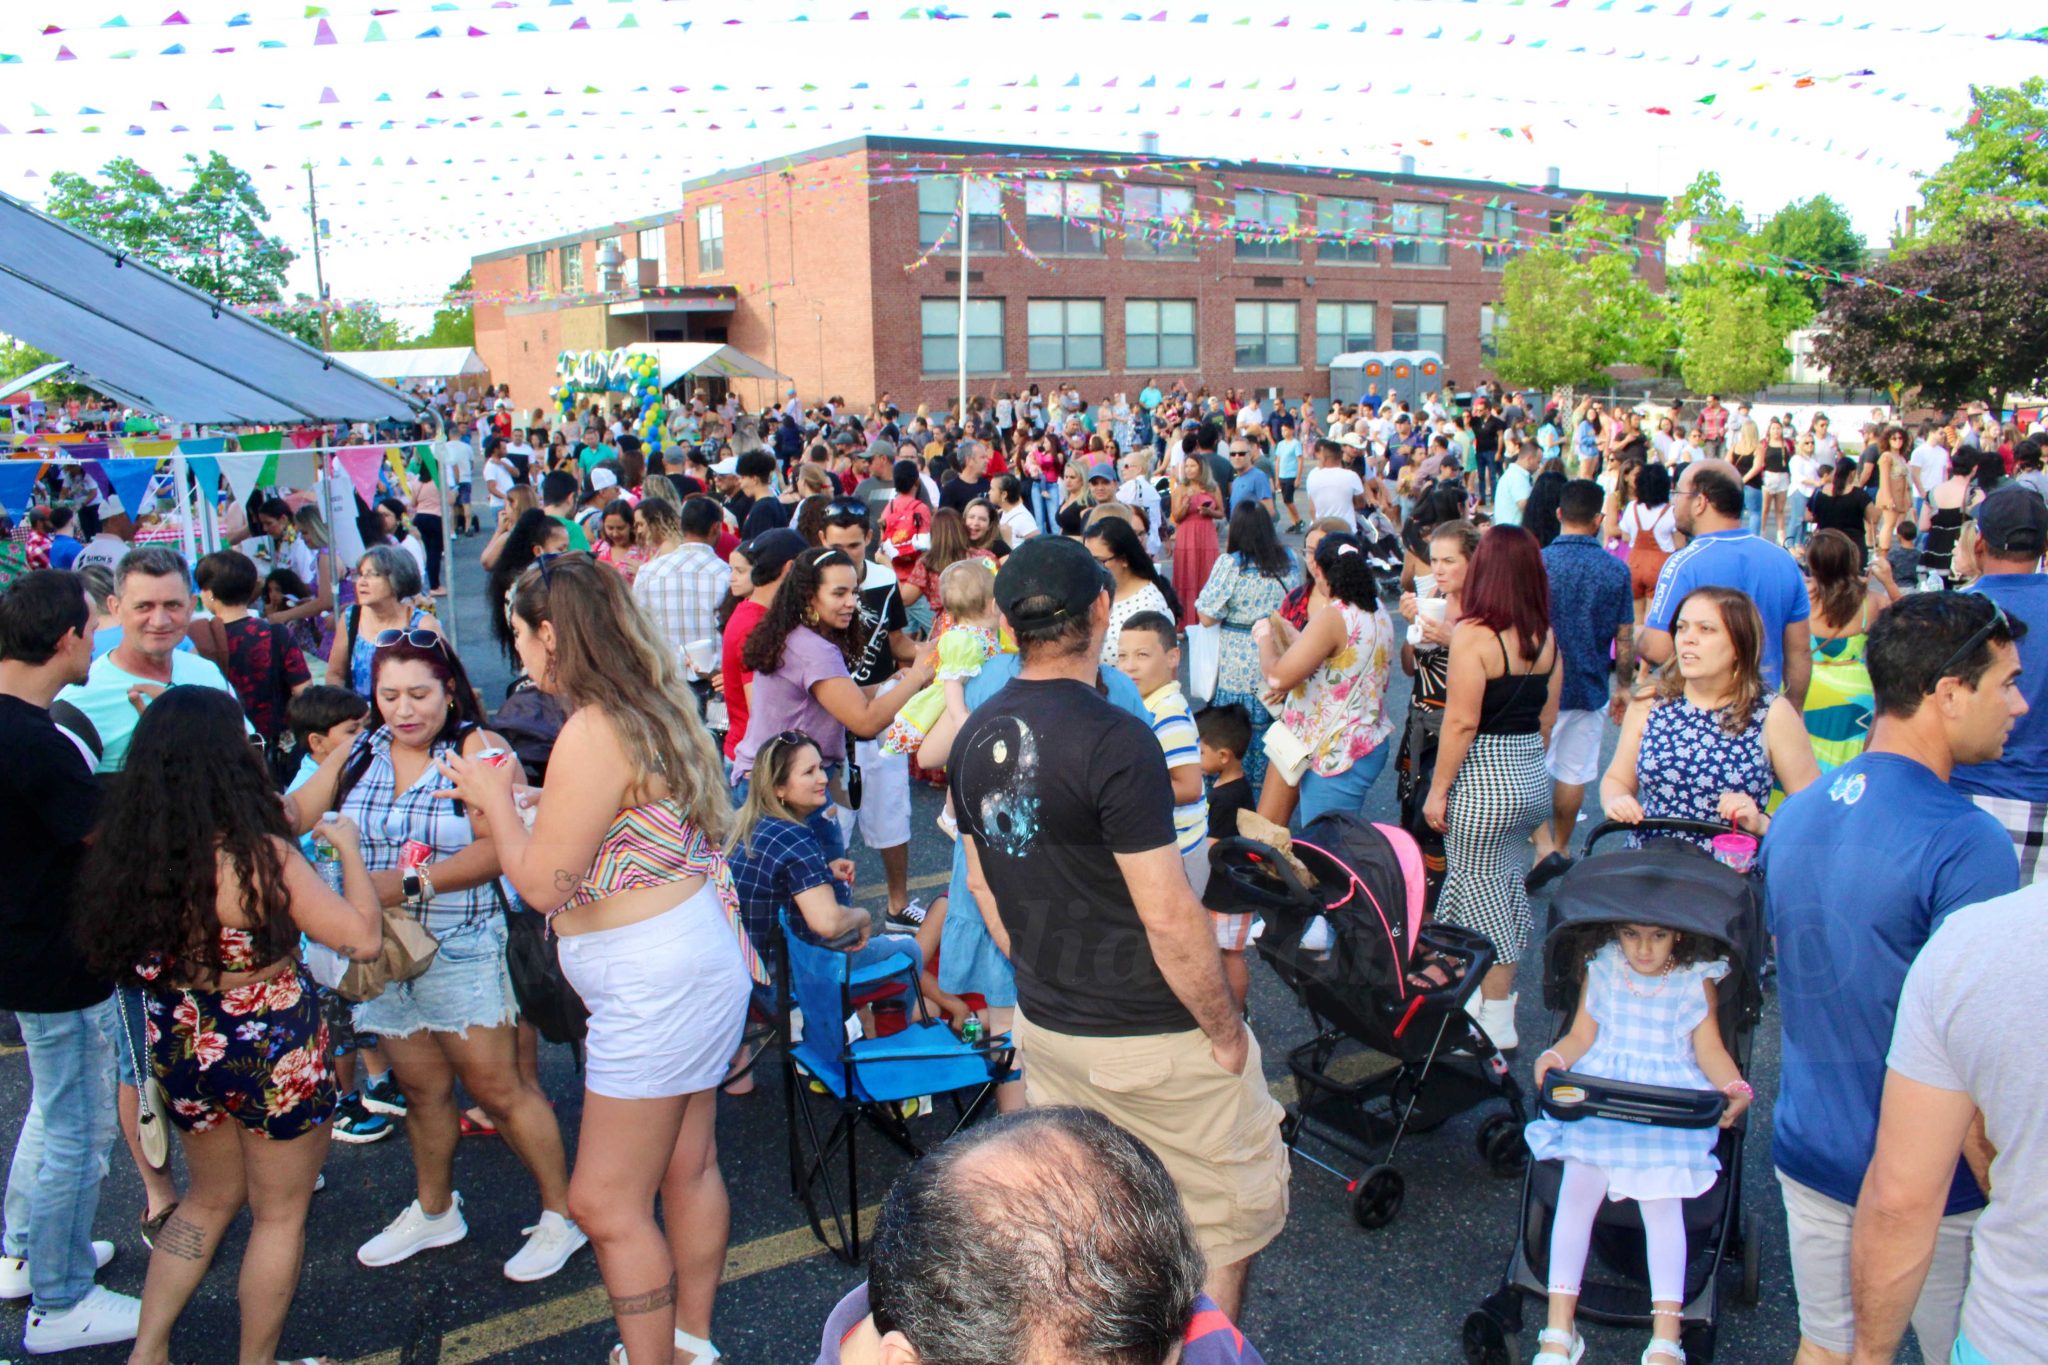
[1480,304,1504,361]
[1391,303,1447,356]
[525,251,546,294]
[637,227,667,286]
[921,298,1005,375]
[696,204,725,275]
[1027,299,1105,373]
[1234,300,1299,368]
[1234,190,1299,261]
[1023,180,1103,255]
[916,176,1004,251]
[1125,299,1197,370]
[1316,196,1378,265]
[557,244,583,294]
[1479,207,1515,270]
[1390,202,1449,266]
[1315,302,1377,365]
[1124,185,1197,258]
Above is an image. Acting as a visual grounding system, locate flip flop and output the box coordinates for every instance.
[458,1112,499,1139]
[140,1202,179,1250]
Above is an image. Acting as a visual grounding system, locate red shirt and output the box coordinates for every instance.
[721,598,769,762]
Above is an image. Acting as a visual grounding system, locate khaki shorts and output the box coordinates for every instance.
[1015,1012,1290,1268]
[1777,1170,1977,1359]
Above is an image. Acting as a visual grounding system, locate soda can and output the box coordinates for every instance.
[474,747,513,769]
[399,839,434,871]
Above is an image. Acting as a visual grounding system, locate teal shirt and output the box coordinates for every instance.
[58,648,242,773]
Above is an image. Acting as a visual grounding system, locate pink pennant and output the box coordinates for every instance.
[319,86,337,102]
[335,448,384,501]
[56,45,77,59]
[161,10,188,23]
[314,18,336,43]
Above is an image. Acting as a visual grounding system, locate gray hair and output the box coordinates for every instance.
[357,544,423,600]
[867,1107,1205,1365]
[114,546,191,596]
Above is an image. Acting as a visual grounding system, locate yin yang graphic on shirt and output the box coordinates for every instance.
[959,715,1040,859]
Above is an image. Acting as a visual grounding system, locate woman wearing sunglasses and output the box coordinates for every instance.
[325,543,441,699]
[436,554,750,1365]
[288,630,581,1285]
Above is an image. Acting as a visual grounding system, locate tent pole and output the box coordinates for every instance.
[432,441,458,654]
[172,454,199,569]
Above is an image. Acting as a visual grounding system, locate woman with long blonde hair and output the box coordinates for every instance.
[437,553,751,1365]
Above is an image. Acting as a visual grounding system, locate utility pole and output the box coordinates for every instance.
[956,173,970,423]
[304,160,330,350]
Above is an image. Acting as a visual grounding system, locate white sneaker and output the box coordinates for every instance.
[357,1195,468,1268]
[0,1242,116,1301]
[1479,994,1520,1051]
[23,1285,140,1354]
[502,1210,588,1283]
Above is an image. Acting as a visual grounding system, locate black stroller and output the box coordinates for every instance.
[1207,811,1528,1230]
[1462,819,1768,1365]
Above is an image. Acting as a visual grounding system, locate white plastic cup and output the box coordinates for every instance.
[1420,597,1449,627]
[684,637,719,674]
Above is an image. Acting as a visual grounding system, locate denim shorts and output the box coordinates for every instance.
[351,919,517,1041]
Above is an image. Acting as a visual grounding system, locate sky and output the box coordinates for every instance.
[0,0,2037,330]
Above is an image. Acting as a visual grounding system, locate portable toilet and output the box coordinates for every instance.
[1328,351,1444,411]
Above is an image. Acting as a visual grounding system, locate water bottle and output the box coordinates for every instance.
[311,826,345,896]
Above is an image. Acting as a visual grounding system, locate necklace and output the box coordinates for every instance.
[1621,959,1678,998]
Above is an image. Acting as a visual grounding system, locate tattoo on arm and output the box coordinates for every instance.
[608,1275,677,1317]
[553,868,582,893]
[155,1212,210,1261]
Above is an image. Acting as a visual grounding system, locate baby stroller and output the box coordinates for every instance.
[1462,819,1768,1365]
[1207,811,1528,1230]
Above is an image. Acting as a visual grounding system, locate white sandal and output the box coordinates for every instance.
[608,1330,722,1365]
[1642,1337,1685,1364]
[1533,1328,1584,1365]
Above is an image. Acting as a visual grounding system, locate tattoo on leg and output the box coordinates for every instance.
[608,1275,677,1317]
[155,1213,209,1261]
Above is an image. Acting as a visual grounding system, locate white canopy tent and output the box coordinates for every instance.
[627,342,787,390]
[324,347,487,383]
[0,360,68,402]
[0,188,420,425]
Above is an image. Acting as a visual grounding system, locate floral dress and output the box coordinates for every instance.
[1633,694,1776,853]
[1194,551,1302,794]
[1278,601,1394,778]
[1525,943,1731,1200]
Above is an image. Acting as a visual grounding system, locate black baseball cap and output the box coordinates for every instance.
[994,535,1109,632]
[1975,484,2048,557]
[739,528,807,581]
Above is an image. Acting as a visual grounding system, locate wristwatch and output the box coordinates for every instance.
[402,868,436,906]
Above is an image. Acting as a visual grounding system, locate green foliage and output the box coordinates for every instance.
[325,303,403,352]
[0,338,93,402]
[1753,197,1866,319]
[1492,201,1662,390]
[1915,78,2048,239]
[403,271,475,350]
[1672,277,1788,396]
[45,152,295,306]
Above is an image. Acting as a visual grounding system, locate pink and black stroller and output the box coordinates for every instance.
[1207,811,1529,1230]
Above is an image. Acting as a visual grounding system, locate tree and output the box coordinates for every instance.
[1809,216,2048,414]
[404,271,476,350]
[1672,277,1788,396]
[45,152,295,306]
[1752,196,1867,321]
[0,337,93,403]
[326,303,402,352]
[1915,78,2048,239]
[1492,200,1663,391]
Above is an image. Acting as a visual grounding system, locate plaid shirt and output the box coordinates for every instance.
[634,541,728,671]
[725,816,846,948]
[337,728,495,938]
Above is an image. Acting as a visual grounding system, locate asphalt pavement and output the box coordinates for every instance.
[0,531,1925,1365]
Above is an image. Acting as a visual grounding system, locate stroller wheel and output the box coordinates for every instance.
[1459,1309,1513,1365]
[1738,1211,1764,1306]
[1476,1113,1528,1177]
[1348,1164,1405,1229]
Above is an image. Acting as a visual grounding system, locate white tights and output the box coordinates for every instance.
[1546,1160,1688,1306]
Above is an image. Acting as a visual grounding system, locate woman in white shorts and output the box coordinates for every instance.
[440,554,755,1365]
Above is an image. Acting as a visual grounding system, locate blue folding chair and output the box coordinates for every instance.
[776,909,1014,1262]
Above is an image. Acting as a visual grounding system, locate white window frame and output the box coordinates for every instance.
[1480,304,1505,360]
[557,243,583,294]
[696,204,725,275]
[1316,196,1378,265]
[1391,302,1447,356]
[1026,299,1106,374]
[916,177,1005,251]
[1023,180,1104,255]
[921,298,1006,375]
[1124,185,1197,258]
[1124,299,1198,370]
[1390,202,1449,267]
[525,251,546,294]
[1234,300,1299,369]
[1315,302,1377,365]
[1234,190,1300,261]
[1480,207,1515,270]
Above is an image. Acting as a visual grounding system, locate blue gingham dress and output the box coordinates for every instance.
[1525,943,1732,1200]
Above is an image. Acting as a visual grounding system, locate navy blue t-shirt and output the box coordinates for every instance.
[1761,753,2018,1211]
[1950,572,2048,803]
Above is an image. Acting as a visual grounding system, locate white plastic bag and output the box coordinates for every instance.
[1186,622,1221,704]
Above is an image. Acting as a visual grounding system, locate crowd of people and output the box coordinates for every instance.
[1,371,2045,1365]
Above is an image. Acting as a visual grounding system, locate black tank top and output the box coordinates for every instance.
[1477,633,1551,736]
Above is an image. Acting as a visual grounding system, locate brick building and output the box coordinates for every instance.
[472,135,1666,415]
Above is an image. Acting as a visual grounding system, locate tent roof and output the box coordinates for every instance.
[625,343,786,390]
[0,361,69,402]
[0,189,421,425]
[324,347,487,382]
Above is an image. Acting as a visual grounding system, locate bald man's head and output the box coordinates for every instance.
[1676,457,1745,533]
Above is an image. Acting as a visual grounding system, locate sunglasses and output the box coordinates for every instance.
[373,628,447,654]
[1926,600,2010,694]
[824,497,870,519]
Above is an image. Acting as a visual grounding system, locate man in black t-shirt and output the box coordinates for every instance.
[0,571,141,1347]
[950,537,1287,1319]
[1469,394,1508,501]
[817,500,923,932]
[937,441,991,514]
[735,451,791,539]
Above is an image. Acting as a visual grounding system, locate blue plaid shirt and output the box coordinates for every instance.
[1541,534,1633,714]
[725,816,847,948]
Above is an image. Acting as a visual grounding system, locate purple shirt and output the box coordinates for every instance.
[815,1282,1265,1365]
[732,625,851,779]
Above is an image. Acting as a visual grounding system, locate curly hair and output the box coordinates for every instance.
[1555,920,1728,977]
[742,546,871,676]
[78,687,297,982]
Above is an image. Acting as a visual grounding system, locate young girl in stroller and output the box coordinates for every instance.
[1524,922,1753,1365]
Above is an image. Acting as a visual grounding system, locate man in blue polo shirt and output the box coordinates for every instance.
[1761,592,2024,1365]
[1640,459,1811,705]
[1950,483,2048,882]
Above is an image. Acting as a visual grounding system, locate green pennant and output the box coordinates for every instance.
[364,20,385,40]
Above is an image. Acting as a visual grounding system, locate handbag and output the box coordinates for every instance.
[1261,721,1315,788]
[500,886,589,1046]
[115,989,171,1172]
[1185,622,1222,705]
[325,904,440,1004]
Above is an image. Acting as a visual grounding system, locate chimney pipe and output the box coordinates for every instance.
[1544,165,1562,191]
[1398,154,1416,176]
[1140,130,1160,156]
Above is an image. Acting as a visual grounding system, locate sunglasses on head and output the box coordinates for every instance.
[1926,600,2010,694]
[373,628,446,654]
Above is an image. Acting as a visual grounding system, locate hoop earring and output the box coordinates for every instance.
[803,608,820,628]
